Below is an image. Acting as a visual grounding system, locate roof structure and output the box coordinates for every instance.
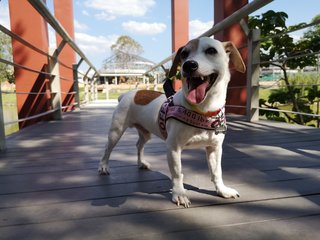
[99,51,156,77]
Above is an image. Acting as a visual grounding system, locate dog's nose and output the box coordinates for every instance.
[182,60,198,74]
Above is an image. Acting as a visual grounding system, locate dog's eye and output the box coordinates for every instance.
[205,47,217,55]
[180,49,189,59]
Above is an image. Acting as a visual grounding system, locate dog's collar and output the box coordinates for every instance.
[158,97,227,139]
[189,104,225,118]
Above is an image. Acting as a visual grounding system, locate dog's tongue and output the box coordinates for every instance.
[187,79,209,104]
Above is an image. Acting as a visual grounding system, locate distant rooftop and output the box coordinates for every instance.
[99,51,156,76]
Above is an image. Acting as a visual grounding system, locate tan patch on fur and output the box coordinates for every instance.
[134,90,163,105]
[187,38,199,52]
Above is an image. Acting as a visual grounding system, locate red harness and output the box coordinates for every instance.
[158,97,227,139]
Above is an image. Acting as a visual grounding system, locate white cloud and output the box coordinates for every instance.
[189,20,214,39]
[75,33,119,68]
[75,32,118,54]
[48,27,57,50]
[82,10,90,16]
[74,20,88,31]
[0,3,10,29]
[94,12,116,21]
[122,21,166,35]
[85,0,155,20]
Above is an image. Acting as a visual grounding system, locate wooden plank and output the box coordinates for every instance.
[132,214,320,240]
[0,174,319,211]
[1,106,320,239]
[0,195,319,239]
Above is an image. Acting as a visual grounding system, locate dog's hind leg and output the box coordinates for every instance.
[135,124,151,170]
[98,125,127,175]
[98,107,129,175]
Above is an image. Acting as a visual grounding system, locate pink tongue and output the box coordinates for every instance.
[187,81,209,104]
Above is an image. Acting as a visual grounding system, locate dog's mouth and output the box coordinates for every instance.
[186,72,219,104]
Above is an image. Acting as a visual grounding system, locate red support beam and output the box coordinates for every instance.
[9,0,51,128]
[171,0,189,52]
[214,0,248,115]
[171,0,189,91]
[53,0,76,111]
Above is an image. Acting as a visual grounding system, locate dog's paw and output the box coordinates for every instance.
[139,161,151,170]
[172,193,191,208]
[217,186,240,199]
[98,165,110,175]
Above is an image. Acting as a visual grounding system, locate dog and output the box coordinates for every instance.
[98,37,246,207]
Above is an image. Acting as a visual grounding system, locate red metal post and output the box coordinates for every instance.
[171,0,189,52]
[171,0,189,91]
[214,0,248,115]
[53,0,76,111]
[9,0,51,128]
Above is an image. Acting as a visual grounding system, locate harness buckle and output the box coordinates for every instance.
[214,125,227,135]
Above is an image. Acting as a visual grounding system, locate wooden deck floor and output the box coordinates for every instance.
[1,104,320,239]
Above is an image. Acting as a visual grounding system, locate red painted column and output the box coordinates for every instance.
[214,0,248,115]
[171,0,189,52]
[54,0,76,111]
[171,0,189,90]
[9,0,51,128]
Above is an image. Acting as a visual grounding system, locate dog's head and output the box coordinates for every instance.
[172,37,246,105]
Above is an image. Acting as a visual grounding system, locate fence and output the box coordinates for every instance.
[0,0,99,151]
[1,0,320,152]
[145,0,320,127]
[254,18,320,127]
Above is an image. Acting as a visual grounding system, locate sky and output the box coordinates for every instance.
[0,0,319,70]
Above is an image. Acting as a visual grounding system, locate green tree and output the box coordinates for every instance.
[105,35,144,70]
[249,10,319,125]
[302,15,320,53]
[111,35,143,56]
[0,31,14,84]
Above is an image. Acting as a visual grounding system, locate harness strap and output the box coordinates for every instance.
[158,97,227,139]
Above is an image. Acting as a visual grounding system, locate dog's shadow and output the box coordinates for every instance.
[91,166,217,208]
[183,183,217,197]
[91,167,171,208]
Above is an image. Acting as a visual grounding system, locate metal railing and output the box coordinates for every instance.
[0,0,99,151]
[144,0,274,115]
[1,0,319,152]
[249,19,320,126]
[145,0,320,127]
[144,0,273,75]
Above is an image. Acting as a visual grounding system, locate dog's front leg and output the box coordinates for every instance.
[167,147,191,208]
[206,145,240,199]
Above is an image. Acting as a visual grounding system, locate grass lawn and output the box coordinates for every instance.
[259,87,320,127]
[1,92,19,136]
[2,80,319,137]
[259,88,272,101]
[80,83,164,101]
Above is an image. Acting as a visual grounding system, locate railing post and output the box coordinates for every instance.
[84,76,89,103]
[48,41,66,120]
[0,85,6,151]
[246,29,261,122]
[48,59,62,120]
[105,81,109,100]
[73,64,81,109]
[90,79,95,102]
[82,67,92,103]
[94,77,98,101]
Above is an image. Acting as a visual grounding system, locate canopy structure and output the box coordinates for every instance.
[99,51,163,84]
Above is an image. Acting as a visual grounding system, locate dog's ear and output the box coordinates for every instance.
[223,41,246,73]
[168,46,183,78]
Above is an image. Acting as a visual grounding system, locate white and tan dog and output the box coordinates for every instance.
[99,37,246,207]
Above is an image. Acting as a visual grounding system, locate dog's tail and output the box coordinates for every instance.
[118,93,125,103]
